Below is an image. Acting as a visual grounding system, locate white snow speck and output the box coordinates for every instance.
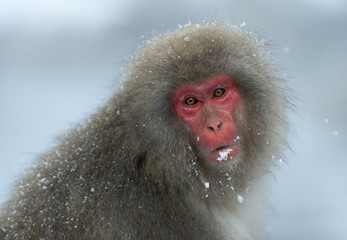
[184,36,190,42]
[204,182,210,189]
[55,150,61,157]
[196,137,200,142]
[39,178,47,183]
[90,188,95,193]
[278,159,283,164]
[185,20,192,27]
[324,118,329,123]
[216,149,233,161]
[116,110,120,115]
[283,47,290,53]
[333,130,339,136]
[237,194,244,203]
[240,22,247,27]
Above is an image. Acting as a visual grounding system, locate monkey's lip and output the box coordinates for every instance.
[210,143,238,153]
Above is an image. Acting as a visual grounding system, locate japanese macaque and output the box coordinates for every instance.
[0,22,290,240]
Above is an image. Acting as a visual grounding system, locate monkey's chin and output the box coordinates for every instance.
[207,146,240,163]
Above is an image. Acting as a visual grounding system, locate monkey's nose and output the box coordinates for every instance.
[207,121,222,132]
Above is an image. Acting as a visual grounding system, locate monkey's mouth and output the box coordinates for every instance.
[210,143,238,153]
[207,142,240,162]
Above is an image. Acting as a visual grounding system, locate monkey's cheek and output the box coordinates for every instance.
[207,146,240,162]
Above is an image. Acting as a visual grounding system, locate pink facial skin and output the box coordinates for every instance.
[173,76,243,162]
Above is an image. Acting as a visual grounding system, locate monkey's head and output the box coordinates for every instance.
[117,23,289,200]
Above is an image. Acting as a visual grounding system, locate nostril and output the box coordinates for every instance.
[207,121,222,132]
[208,126,214,131]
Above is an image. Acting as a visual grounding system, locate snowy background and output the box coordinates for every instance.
[0,0,346,239]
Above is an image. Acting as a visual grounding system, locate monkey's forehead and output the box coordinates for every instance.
[126,23,270,88]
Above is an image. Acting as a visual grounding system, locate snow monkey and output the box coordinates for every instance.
[0,22,290,240]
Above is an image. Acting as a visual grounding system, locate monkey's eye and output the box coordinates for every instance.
[185,97,198,105]
[213,88,225,98]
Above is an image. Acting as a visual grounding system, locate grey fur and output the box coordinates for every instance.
[0,22,290,240]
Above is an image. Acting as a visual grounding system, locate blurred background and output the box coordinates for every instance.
[0,0,346,239]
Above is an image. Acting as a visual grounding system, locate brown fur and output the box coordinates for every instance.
[0,22,290,240]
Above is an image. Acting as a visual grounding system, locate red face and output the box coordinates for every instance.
[173,76,243,163]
